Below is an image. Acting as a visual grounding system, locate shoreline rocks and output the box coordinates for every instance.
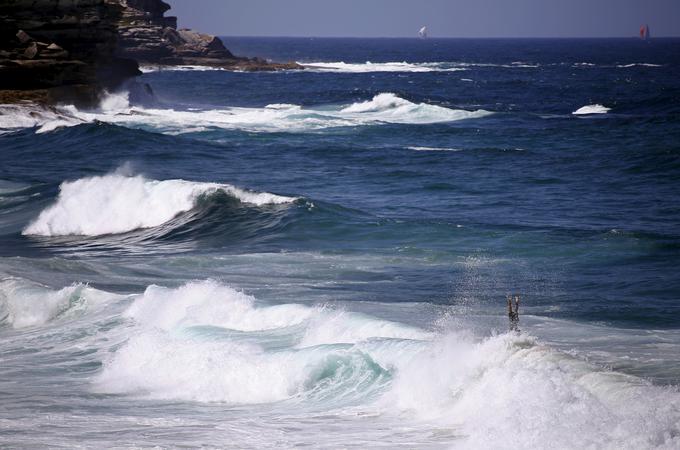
[0,0,142,106]
[0,0,302,106]
[116,0,302,71]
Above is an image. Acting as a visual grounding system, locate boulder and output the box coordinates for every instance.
[23,42,38,59]
[16,29,33,44]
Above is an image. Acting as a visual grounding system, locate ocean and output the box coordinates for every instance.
[0,37,679,448]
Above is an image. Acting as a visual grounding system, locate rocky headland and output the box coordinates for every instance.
[0,0,301,106]
[0,0,141,105]
[116,0,301,71]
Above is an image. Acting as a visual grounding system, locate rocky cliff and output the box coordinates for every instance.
[116,0,301,71]
[0,0,300,106]
[0,0,141,105]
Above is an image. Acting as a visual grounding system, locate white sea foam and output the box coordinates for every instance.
[94,280,422,403]
[0,104,83,134]
[339,93,491,124]
[22,173,296,237]
[616,63,663,68]
[89,279,680,448]
[0,92,491,135]
[139,65,227,73]
[448,62,539,69]
[0,278,119,329]
[264,103,301,110]
[300,61,541,72]
[381,332,680,449]
[300,61,466,73]
[126,280,314,332]
[572,62,662,69]
[407,146,462,152]
[98,90,132,112]
[573,104,611,115]
[137,60,543,74]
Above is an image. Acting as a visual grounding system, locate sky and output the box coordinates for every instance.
[168,0,680,38]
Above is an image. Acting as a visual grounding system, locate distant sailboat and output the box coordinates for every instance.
[640,24,651,40]
[419,26,428,39]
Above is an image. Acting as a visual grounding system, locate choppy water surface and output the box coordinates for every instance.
[1,38,679,448]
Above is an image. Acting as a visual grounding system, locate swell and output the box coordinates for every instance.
[11,171,680,262]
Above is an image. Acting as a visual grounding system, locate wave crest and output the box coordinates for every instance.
[1,92,490,136]
[94,280,422,404]
[300,61,466,73]
[573,104,611,115]
[341,93,491,124]
[89,279,680,448]
[23,173,296,237]
[0,278,119,329]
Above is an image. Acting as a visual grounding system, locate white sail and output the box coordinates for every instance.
[419,26,428,38]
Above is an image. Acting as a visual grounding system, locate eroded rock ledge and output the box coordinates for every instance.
[0,0,141,105]
[117,0,301,71]
[0,0,301,106]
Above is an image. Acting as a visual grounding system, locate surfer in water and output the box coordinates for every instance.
[507,294,520,331]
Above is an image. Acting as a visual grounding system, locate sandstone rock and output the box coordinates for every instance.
[114,0,301,71]
[0,0,141,105]
[16,29,32,44]
[24,42,38,59]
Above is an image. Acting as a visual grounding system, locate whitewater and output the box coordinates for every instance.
[23,172,296,236]
[1,277,678,449]
[2,37,680,448]
[0,91,491,136]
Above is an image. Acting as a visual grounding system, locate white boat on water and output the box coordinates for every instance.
[419,26,428,38]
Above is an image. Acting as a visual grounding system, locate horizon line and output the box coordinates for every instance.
[213,34,680,40]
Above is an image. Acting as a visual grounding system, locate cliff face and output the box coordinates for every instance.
[0,0,300,105]
[0,0,141,104]
[116,0,300,71]
[117,0,235,62]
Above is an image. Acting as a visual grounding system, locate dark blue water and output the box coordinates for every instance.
[1,38,679,448]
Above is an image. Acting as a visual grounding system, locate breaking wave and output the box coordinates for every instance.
[0,277,121,329]
[407,146,462,152]
[300,61,543,72]
[300,61,466,72]
[0,103,83,134]
[616,63,663,68]
[86,279,680,448]
[0,92,491,136]
[23,173,296,237]
[573,104,611,115]
[94,280,426,404]
[339,93,490,123]
[2,275,678,447]
[139,65,227,73]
